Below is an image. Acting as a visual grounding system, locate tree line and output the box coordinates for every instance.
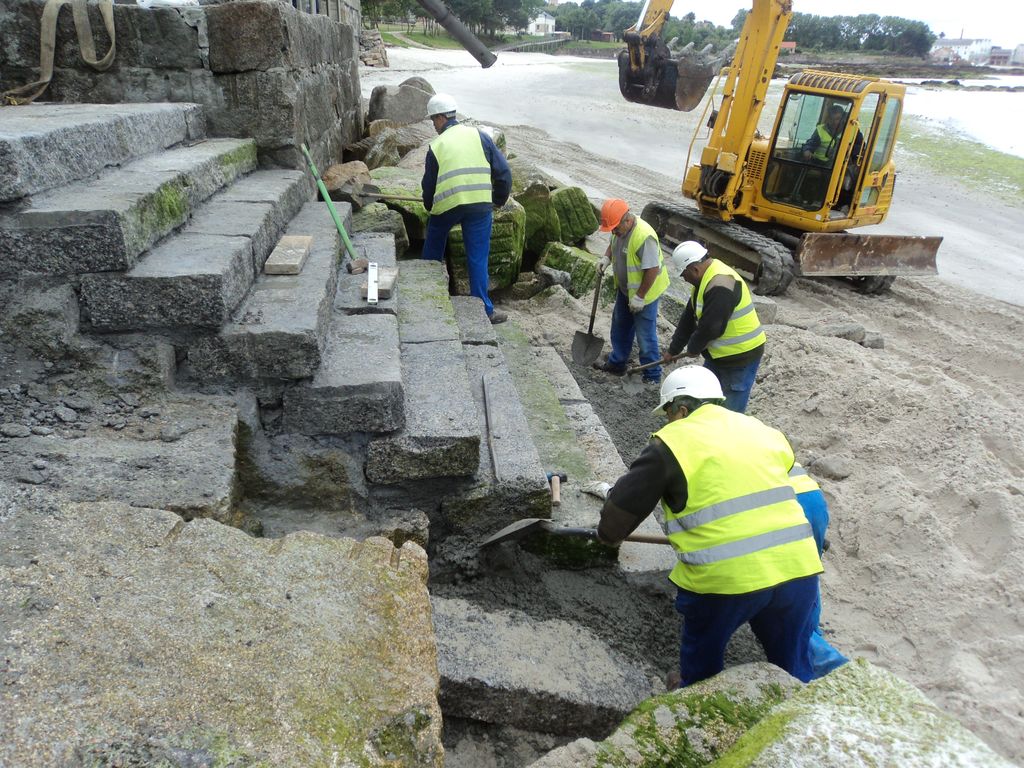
[361,0,937,57]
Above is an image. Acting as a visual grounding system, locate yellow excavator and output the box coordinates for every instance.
[619,0,941,293]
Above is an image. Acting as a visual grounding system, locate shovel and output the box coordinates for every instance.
[571,273,604,366]
[480,517,669,548]
[621,353,686,395]
[334,180,423,210]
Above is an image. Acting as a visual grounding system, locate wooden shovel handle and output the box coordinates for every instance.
[587,272,603,335]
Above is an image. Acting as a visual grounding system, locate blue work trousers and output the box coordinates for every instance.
[796,489,849,678]
[607,291,661,381]
[704,355,761,413]
[674,575,818,687]
[422,206,494,316]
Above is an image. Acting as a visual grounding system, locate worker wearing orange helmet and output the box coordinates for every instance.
[592,198,670,384]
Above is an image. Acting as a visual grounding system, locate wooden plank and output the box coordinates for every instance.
[264,235,313,275]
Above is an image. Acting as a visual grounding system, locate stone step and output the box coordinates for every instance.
[0,138,257,277]
[187,201,349,383]
[432,596,654,737]
[496,328,674,582]
[81,170,309,332]
[365,260,479,484]
[440,296,550,534]
[282,313,404,435]
[0,102,206,202]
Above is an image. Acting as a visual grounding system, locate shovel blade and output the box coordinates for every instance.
[480,518,553,547]
[572,331,604,366]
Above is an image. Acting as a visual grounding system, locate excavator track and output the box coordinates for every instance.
[641,200,796,295]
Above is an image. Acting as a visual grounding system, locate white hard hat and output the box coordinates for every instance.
[652,366,724,414]
[670,241,708,274]
[427,93,458,117]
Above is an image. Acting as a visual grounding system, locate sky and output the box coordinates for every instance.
[660,0,1024,48]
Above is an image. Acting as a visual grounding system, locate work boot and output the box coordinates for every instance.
[592,359,626,376]
[489,309,508,325]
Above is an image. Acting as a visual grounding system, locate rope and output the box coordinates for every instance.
[3,0,116,106]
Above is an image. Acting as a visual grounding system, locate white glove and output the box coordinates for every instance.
[597,254,611,274]
[629,294,646,313]
[582,481,612,500]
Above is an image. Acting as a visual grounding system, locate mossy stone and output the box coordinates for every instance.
[538,242,600,298]
[370,167,428,240]
[551,186,599,244]
[352,202,410,257]
[447,198,526,292]
[515,181,563,258]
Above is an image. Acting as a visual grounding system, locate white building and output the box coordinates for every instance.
[930,38,994,64]
[528,11,556,36]
[1012,44,1024,65]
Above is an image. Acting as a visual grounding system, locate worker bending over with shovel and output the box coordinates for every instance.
[663,241,765,413]
[597,366,823,687]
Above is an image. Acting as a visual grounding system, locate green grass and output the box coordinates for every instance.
[379,31,408,47]
[562,39,626,50]
[897,115,1024,202]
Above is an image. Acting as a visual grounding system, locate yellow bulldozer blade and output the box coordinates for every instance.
[796,233,942,277]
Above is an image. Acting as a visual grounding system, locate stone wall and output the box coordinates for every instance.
[0,0,363,169]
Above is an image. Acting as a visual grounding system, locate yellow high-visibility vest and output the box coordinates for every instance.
[429,124,492,215]
[611,216,669,304]
[811,123,837,162]
[787,462,820,495]
[655,404,822,594]
[693,259,765,358]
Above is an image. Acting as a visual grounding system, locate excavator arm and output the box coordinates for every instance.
[683,0,792,216]
[618,0,678,109]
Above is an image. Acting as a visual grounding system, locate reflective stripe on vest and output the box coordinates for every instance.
[655,404,822,594]
[788,462,821,495]
[611,216,669,304]
[812,123,837,162]
[693,259,765,358]
[429,124,492,215]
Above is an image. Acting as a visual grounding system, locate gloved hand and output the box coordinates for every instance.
[629,294,646,313]
[582,481,612,500]
[597,254,611,274]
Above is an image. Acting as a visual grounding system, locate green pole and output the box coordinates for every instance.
[300,143,358,262]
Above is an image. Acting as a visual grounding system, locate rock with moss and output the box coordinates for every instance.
[529,663,801,767]
[370,166,429,240]
[448,198,526,293]
[365,128,401,170]
[352,202,410,257]
[720,659,1016,767]
[515,181,563,259]
[538,242,601,298]
[551,186,599,245]
[0,501,443,767]
[508,155,560,196]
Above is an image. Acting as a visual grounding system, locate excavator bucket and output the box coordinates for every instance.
[674,57,717,111]
[796,233,942,277]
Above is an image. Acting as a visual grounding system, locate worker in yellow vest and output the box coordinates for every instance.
[592,198,670,384]
[421,93,512,325]
[664,241,765,412]
[598,366,823,687]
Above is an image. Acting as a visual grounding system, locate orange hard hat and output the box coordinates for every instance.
[599,198,629,232]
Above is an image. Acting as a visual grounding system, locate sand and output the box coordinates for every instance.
[362,49,1024,761]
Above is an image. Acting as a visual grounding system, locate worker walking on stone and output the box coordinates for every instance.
[597,366,823,687]
[787,462,849,678]
[592,198,670,384]
[421,93,512,325]
[663,241,765,413]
